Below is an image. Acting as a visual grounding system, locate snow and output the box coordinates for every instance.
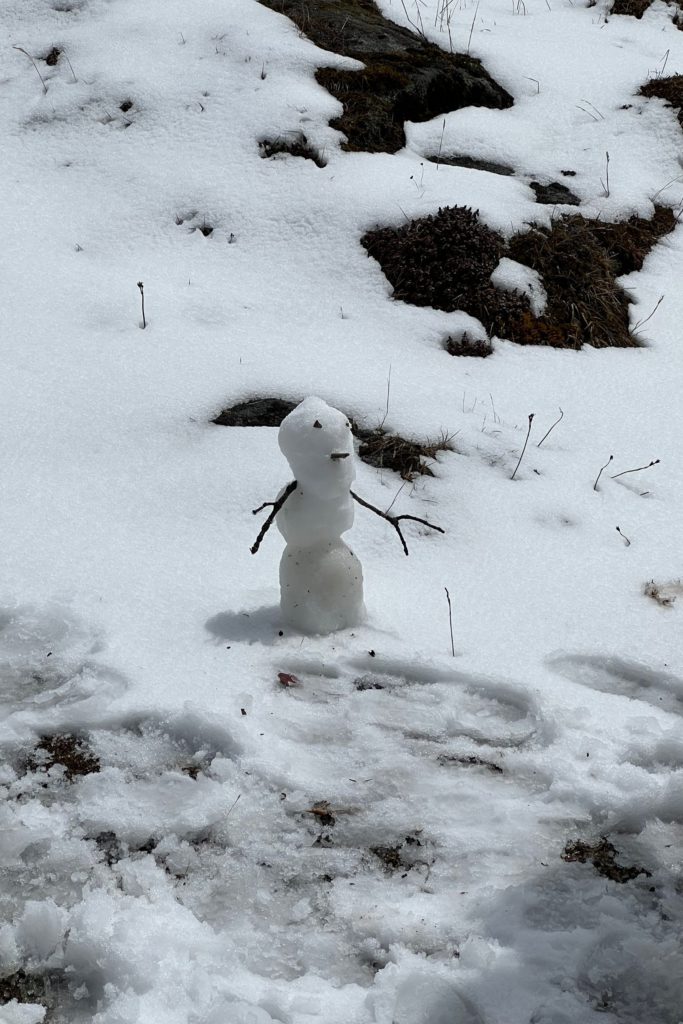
[1,0,682,1020]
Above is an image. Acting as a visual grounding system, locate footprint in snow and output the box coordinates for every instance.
[547,654,683,717]
[275,654,550,749]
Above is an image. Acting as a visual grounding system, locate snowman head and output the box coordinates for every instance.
[279,397,355,499]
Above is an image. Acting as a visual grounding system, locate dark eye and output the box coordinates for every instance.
[313,420,322,429]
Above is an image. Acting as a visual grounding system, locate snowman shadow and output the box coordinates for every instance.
[205,606,282,646]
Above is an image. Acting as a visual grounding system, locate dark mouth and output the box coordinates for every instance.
[330,452,350,460]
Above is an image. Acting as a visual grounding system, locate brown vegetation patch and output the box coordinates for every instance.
[640,75,683,126]
[354,425,452,479]
[259,133,327,167]
[362,204,676,349]
[562,837,651,883]
[443,333,493,357]
[27,733,100,780]
[259,0,512,153]
[506,207,675,348]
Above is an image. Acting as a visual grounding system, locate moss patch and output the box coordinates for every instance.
[362,204,676,349]
[259,0,512,153]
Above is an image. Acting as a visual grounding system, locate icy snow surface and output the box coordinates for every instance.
[1,0,682,1021]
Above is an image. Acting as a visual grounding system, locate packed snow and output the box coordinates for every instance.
[1,0,682,1022]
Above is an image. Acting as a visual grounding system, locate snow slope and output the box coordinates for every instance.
[1,0,682,1021]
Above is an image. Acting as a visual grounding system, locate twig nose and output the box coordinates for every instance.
[330,452,350,460]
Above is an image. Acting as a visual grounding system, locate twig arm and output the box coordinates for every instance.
[251,480,297,554]
[351,489,444,556]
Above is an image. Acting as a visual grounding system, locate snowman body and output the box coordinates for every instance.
[277,397,365,634]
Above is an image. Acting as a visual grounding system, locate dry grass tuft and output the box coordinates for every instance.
[506,208,676,348]
[354,425,453,479]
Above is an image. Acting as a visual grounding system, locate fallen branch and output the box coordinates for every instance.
[251,480,297,554]
[351,490,444,556]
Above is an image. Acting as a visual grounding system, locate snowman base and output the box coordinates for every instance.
[279,538,365,634]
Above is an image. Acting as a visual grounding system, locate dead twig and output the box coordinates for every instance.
[593,454,613,491]
[467,1,480,55]
[611,459,659,480]
[445,587,455,656]
[251,480,297,554]
[137,281,146,329]
[351,490,444,556]
[536,407,564,448]
[511,413,534,480]
[632,294,664,335]
[616,526,631,547]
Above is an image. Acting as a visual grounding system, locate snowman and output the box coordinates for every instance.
[251,397,444,635]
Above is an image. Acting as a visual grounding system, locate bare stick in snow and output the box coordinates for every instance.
[593,454,613,491]
[137,281,146,328]
[445,587,455,656]
[511,413,534,480]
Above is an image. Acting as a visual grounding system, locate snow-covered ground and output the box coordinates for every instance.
[1,0,682,1021]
